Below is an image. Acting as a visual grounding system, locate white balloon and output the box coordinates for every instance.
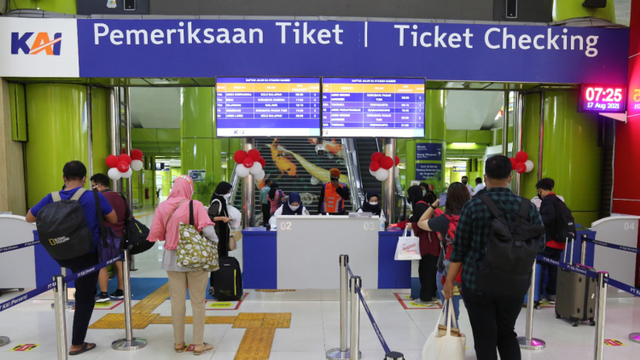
[369,168,376,177]
[236,164,250,178]
[108,168,122,180]
[525,160,534,173]
[375,169,389,181]
[131,160,143,171]
[254,169,265,180]
[249,162,263,175]
[122,168,133,178]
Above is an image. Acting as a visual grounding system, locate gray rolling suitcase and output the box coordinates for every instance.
[555,236,596,327]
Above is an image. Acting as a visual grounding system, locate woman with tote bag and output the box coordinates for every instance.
[147,175,218,355]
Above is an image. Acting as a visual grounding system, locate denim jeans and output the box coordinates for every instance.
[436,270,461,325]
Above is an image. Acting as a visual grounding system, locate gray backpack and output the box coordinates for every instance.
[36,188,95,260]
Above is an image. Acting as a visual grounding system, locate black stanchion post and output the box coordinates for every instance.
[112,250,147,350]
[327,254,351,360]
[0,336,9,347]
[384,351,405,359]
[53,275,68,360]
[350,276,362,360]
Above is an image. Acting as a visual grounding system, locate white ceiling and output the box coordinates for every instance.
[130,87,181,128]
[445,91,504,130]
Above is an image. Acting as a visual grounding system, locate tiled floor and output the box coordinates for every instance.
[1,210,639,359]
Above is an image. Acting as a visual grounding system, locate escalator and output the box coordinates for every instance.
[354,138,382,199]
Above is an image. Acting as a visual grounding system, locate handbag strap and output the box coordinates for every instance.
[165,199,187,228]
[189,200,194,226]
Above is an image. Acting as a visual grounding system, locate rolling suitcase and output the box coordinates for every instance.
[555,236,596,327]
[213,256,243,301]
[524,263,542,309]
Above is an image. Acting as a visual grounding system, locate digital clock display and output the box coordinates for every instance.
[579,84,627,113]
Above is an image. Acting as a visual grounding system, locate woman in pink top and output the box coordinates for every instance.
[147,175,218,355]
[267,182,285,214]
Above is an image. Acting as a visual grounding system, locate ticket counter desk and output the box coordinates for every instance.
[242,215,410,289]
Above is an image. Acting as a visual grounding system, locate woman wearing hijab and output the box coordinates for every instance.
[400,185,441,303]
[147,175,217,355]
[268,182,285,215]
[268,192,310,229]
[207,182,233,294]
[358,192,382,216]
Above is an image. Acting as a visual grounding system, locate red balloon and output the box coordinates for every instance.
[117,161,130,173]
[509,157,517,169]
[395,155,400,166]
[371,152,384,162]
[515,151,528,163]
[258,157,266,168]
[118,153,132,165]
[243,157,255,169]
[369,161,381,172]
[106,155,119,168]
[233,150,248,163]
[515,162,527,174]
[379,156,394,170]
[248,149,261,161]
[131,149,143,161]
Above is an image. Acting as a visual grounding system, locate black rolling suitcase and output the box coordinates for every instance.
[555,236,596,327]
[213,256,243,301]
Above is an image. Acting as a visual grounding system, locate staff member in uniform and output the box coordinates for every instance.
[318,168,350,215]
[269,192,310,229]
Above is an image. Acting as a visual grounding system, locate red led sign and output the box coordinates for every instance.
[579,84,627,113]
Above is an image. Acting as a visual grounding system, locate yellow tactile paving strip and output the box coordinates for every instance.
[89,280,292,360]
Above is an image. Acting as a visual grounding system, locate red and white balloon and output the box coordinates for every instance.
[510,151,534,174]
[369,152,400,181]
[234,149,266,180]
[105,149,144,180]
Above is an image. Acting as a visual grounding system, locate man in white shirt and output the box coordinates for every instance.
[472,177,486,197]
[461,176,474,196]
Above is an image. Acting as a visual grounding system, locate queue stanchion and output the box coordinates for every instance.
[326,254,351,360]
[594,271,609,360]
[518,260,545,350]
[630,332,640,344]
[51,268,75,310]
[349,276,362,360]
[112,249,147,350]
[53,275,69,360]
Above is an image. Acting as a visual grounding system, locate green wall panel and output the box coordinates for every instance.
[542,91,601,214]
[9,0,77,14]
[9,83,27,142]
[520,93,542,200]
[552,0,615,23]
[181,87,214,138]
[25,84,88,207]
[91,87,111,176]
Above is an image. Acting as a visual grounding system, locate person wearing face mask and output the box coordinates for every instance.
[358,192,382,216]
[207,182,233,295]
[268,192,310,230]
[461,176,474,196]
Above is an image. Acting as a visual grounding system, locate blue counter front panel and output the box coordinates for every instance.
[378,231,411,289]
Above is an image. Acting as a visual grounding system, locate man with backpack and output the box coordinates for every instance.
[26,161,117,356]
[90,173,131,302]
[536,177,573,303]
[444,155,545,360]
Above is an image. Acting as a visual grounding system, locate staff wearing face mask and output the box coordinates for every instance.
[269,192,310,230]
[207,182,233,295]
[358,192,382,216]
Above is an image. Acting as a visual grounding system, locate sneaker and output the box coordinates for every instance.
[95,292,109,303]
[547,295,556,303]
[110,290,124,300]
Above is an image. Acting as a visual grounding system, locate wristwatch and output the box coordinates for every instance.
[431,205,438,209]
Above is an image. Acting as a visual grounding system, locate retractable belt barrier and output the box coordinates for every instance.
[582,237,640,254]
[0,240,39,254]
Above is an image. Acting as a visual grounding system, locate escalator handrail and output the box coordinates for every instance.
[342,138,363,212]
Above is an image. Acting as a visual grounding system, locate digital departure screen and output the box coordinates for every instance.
[322,78,425,138]
[579,84,627,113]
[216,78,321,137]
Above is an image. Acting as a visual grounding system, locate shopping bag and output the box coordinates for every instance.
[227,204,242,230]
[176,201,220,271]
[422,300,465,360]
[394,227,421,260]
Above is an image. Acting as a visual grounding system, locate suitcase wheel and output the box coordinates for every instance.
[555,312,561,319]
[571,321,579,327]
[589,320,596,326]
[534,302,541,310]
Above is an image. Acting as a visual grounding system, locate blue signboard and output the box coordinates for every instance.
[416,143,443,161]
[75,20,629,84]
[452,166,467,173]
[416,163,442,180]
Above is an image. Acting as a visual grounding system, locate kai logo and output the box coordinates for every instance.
[11,32,62,55]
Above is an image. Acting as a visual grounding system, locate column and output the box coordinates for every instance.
[0,80,27,214]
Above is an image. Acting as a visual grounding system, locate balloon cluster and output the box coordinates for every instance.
[510,151,534,174]
[234,149,266,180]
[105,149,144,180]
[369,152,400,181]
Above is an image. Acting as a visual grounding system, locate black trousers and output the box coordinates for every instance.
[418,254,438,301]
[58,253,100,346]
[540,247,563,296]
[261,203,271,226]
[462,286,524,360]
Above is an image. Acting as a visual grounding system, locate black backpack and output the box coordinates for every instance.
[477,195,546,297]
[36,188,95,261]
[117,193,153,255]
[551,196,576,243]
